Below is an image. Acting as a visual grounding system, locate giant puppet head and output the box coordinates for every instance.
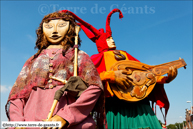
[35,11,81,56]
[43,19,70,44]
[60,9,123,53]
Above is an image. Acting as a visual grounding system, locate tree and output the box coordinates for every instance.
[167,121,185,129]
[167,124,176,129]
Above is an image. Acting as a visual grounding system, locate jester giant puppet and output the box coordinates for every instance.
[62,9,178,129]
[6,11,105,129]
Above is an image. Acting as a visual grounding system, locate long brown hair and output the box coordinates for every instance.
[34,11,81,58]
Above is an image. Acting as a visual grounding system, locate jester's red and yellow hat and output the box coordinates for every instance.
[60,9,123,53]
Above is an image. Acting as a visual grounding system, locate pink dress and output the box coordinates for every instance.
[8,48,103,129]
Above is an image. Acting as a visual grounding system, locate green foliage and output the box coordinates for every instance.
[167,124,176,129]
[166,121,185,129]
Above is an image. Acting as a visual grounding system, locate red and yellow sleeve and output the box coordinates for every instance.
[99,71,115,97]
[99,71,115,83]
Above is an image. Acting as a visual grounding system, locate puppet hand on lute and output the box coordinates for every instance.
[114,65,178,89]
[109,58,186,102]
[114,70,133,90]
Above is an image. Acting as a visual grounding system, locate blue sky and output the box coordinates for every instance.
[1,1,192,125]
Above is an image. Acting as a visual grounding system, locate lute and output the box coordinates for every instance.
[109,58,187,102]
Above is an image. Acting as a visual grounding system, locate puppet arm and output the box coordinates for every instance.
[56,85,102,127]
[100,70,133,90]
[9,99,25,121]
[9,99,26,129]
[100,71,115,83]
[100,67,177,86]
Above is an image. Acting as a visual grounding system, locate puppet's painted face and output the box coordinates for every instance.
[43,19,69,44]
[106,36,116,49]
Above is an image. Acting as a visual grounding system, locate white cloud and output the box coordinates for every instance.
[0,85,12,93]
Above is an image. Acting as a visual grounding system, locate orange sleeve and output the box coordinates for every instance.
[99,71,115,83]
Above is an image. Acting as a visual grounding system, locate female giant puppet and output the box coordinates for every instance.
[62,9,178,129]
[6,11,105,129]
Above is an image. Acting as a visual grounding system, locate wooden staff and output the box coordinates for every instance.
[43,26,81,125]
[74,26,81,76]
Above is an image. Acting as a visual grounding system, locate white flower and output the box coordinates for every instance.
[33,62,39,68]
[19,66,28,79]
[19,66,27,76]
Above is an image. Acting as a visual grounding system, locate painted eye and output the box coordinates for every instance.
[58,23,67,27]
[44,24,53,29]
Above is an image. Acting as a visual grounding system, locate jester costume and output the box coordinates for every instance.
[91,49,163,129]
[64,9,170,129]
